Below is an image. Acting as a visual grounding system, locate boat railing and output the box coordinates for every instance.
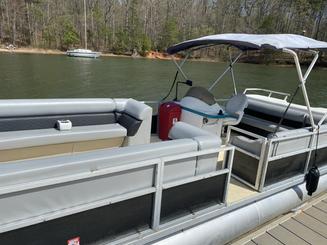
[0,142,235,240]
[243,88,290,101]
[227,123,326,191]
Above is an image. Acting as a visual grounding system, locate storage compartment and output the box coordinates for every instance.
[264,153,307,186]
[0,194,153,245]
[160,175,226,223]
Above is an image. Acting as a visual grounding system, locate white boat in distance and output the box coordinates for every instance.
[66,49,101,58]
[66,0,101,58]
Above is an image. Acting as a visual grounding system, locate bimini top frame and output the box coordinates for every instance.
[167,33,327,129]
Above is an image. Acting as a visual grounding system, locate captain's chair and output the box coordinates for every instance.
[222,94,248,126]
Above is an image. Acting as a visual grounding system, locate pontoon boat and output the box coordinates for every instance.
[66,48,101,58]
[0,34,327,245]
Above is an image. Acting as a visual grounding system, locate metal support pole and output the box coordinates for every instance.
[222,147,234,204]
[283,48,316,129]
[208,52,243,91]
[318,112,327,126]
[303,51,319,82]
[84,0,87,49]
[171,53,190,81]
[152,160,164,230]
[229,49,237,94]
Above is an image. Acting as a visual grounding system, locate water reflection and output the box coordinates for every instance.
[0,53,326,107]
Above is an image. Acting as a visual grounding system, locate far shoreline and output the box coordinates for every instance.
[0,47,326,67]
[0,47,174,60]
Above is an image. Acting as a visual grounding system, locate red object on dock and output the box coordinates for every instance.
[159,102,181,140]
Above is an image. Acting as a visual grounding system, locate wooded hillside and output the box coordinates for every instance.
[0,0,326,55]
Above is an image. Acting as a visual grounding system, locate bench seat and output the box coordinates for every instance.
[0,124,127,162]
[0,98,153,161]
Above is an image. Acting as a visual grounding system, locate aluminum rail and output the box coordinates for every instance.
[243,88,290,101]
[153,173,327,245]
[0,144,234,234]
[171,53,190,81]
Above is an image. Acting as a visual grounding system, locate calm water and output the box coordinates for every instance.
[0,53,326,107]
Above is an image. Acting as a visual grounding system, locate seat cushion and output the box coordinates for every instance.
[231,135,263,155]
[0,113,116,132]
[117,112,142,136]
[225,94,248,117]
[0,124,127,150]
[123,99,152,121]
[169,121,212,139]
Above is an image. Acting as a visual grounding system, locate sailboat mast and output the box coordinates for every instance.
[84,0,87,49]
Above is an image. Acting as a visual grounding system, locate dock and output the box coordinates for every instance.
[230,192,327,245]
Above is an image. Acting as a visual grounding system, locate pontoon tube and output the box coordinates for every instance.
[154,173,327,245]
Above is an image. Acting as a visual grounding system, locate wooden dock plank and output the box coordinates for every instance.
[305,206,327,225]
[267,225,309,245]
[281,218,327,245]
[293,212,327,238]
[252,232,283,245]
[230,194,327,245]
[314,201,327,213]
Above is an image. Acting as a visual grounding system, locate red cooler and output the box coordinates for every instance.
[159,102,181,140]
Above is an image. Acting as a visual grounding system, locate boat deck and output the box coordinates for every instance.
[230,192,327,245]
[227,177,257,203]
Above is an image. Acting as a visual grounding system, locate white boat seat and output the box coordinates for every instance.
[0,98,153,148]
[223,94,248,126]
[0,124,127,150]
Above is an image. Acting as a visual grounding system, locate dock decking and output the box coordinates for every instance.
[230,192,327,245]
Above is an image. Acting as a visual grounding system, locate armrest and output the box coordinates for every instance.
[169,122,221,148]
[123,99,152,121]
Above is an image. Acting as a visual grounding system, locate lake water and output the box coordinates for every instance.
[0,53,326,107]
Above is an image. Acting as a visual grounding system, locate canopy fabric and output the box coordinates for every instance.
[167,33,327,54]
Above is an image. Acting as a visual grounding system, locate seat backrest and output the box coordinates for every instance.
[225,94,248,117]
[0,99,116,117]
[184,86,216,105]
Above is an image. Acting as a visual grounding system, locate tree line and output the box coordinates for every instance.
[0,0,326,55]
